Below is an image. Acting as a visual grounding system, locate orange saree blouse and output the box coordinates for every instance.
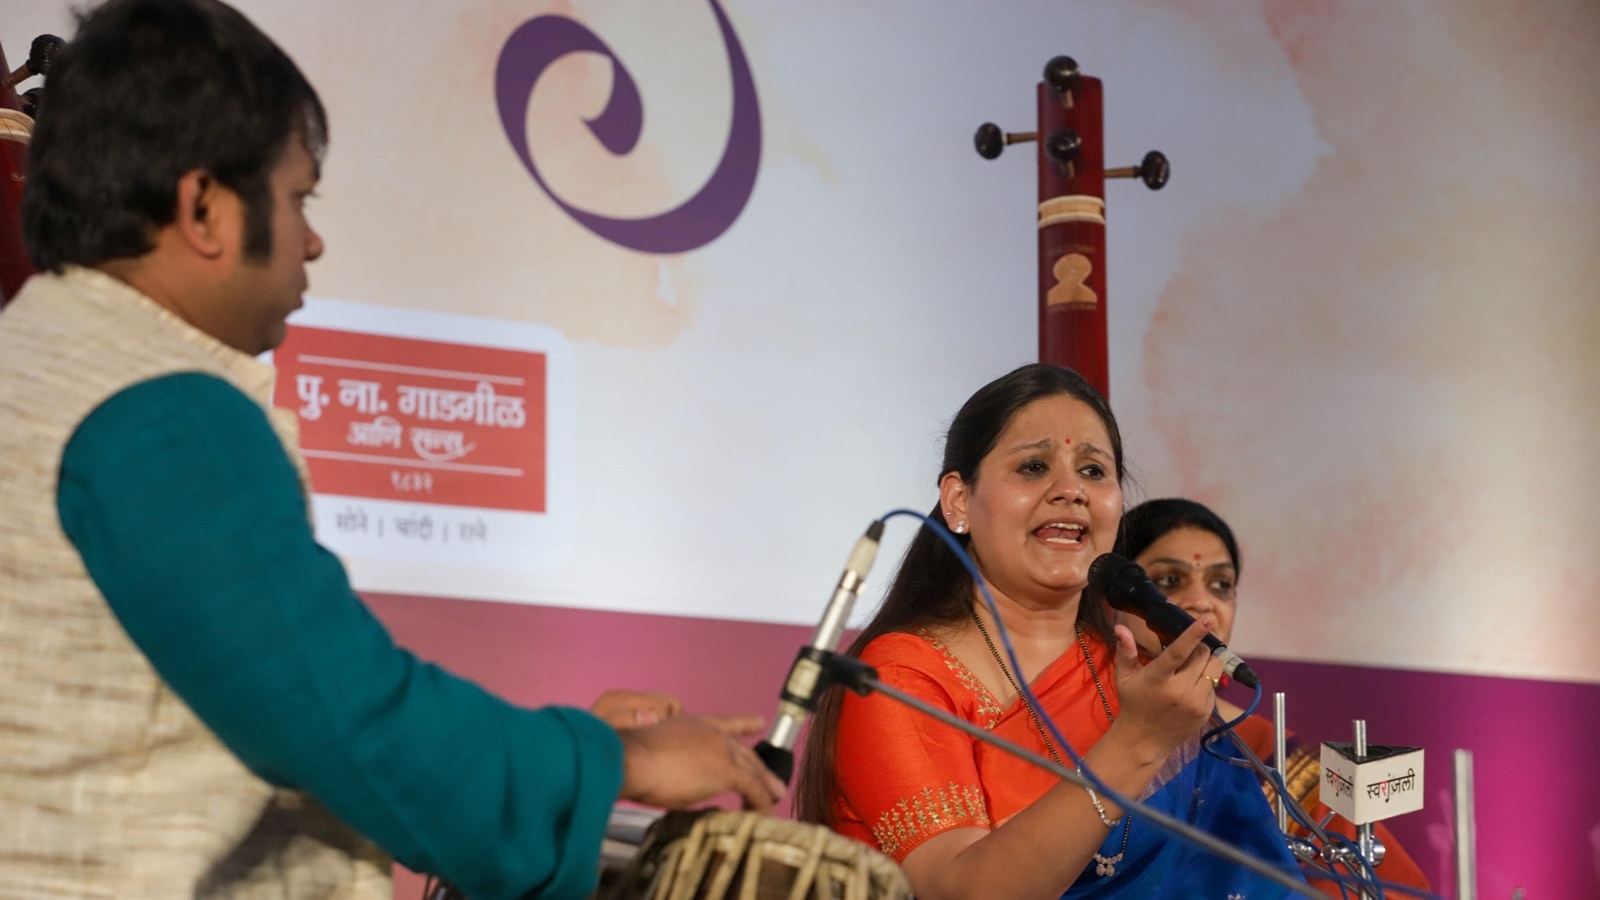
[829,628,1121,862]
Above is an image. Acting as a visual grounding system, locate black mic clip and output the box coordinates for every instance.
[755,650,881,780]
[776,647,877,709]
[755,519,885,784]
[810,649,879,698]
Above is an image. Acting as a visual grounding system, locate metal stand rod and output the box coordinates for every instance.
[1454,749,1476,900]
[1352,720,1376,900]
[1273,692,1289,833]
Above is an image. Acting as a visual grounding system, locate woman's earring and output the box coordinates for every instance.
[953,520,966,534]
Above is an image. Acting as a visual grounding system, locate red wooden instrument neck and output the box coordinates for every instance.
[1035,76,1110,398]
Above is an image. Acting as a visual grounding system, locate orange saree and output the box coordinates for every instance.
[826,629,1309,898]
[830,628,1121,861]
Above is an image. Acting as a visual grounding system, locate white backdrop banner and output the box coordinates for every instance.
[5,0,1596,683]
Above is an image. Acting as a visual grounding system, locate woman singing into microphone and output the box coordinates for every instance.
[794,364,1302,899]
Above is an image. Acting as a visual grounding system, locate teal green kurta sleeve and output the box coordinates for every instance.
[56,371,622,900]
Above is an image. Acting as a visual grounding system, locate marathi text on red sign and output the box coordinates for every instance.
[273,326,547,513]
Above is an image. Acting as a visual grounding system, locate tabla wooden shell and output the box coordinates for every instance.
[599,810,912,900]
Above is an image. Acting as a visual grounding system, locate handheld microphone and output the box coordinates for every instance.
[1087,552,1260,688]
[754,519,885,783]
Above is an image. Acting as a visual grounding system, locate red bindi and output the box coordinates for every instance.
[1063,438,1071,444]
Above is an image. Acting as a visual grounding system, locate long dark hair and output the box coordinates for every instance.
[23,0,327,271]
[793,363,1126,825]
[1116,498,1240,575]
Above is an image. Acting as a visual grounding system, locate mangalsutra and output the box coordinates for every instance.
[971,607,1129,877]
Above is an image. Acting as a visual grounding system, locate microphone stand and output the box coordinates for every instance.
[812,650,1336,900]
[1207,711,1370,887]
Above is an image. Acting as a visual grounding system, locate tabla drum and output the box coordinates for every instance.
[598,809,912,900]
[420,807,911,900]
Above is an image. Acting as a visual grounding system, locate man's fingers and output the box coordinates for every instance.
[702,713,766,737]
[757,761,786,802]
[593,689,685,730]
[729,743,784,813]
[618,716,788,812]
[735,772,775,813]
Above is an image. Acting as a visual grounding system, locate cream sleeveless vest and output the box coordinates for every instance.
[0,268,391,898]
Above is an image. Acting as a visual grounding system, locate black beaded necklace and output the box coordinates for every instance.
[969,606,1130,877]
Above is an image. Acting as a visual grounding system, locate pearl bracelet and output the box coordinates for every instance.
[1077,767,1123,829]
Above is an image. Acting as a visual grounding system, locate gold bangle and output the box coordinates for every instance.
[1077,766,1123,829]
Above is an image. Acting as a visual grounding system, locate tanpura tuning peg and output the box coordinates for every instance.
[1104,150,1170,190]
[1044,129,1081,164]
[28,34,64,76]
[1,33,64,93]
[1042,129,1082,178]
[1043,56,1080,95]
[974,122,1039,160]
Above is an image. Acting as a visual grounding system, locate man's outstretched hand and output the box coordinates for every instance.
[590,689,683,729]
[617,715,786,813]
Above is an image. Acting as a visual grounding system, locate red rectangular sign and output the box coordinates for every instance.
[273,326,547,513]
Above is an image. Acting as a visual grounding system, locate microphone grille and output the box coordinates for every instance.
[1086,552,1146,609]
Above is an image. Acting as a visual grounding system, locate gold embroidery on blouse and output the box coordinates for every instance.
[916,629,1003,729]
[870,781,990,859]
[1274,743,1323,810]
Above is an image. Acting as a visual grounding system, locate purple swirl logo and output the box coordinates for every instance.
[494,2,761,254]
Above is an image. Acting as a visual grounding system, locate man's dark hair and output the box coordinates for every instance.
[21,0,326,271]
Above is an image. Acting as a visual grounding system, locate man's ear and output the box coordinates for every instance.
[172,169,233,260]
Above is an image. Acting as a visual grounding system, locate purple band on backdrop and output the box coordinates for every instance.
[494,2,761,254]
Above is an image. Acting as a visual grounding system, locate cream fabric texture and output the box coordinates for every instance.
[0,268,390,898]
